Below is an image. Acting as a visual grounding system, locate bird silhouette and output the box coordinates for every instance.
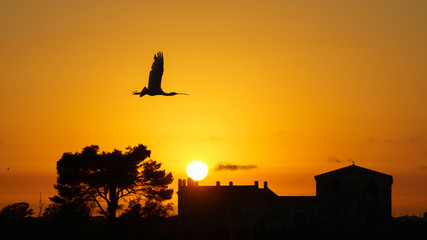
[132,52,188,97]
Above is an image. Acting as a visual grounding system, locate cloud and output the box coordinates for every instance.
[214,163,257,171]
[419,165,427,171]
[328,156,354,164]
[328,157,343,163]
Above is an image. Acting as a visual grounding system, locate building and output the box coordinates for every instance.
[178,178,283,229]
[177,164,393,231]
[315,164,393,230]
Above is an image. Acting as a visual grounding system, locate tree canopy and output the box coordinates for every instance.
[50,144,173,221]
[0,202,34,220]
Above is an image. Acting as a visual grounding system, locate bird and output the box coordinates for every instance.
[132,52,188,97]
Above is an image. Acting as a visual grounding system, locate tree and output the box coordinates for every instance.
[50,144,173,222]
[121,198,173,219]
[0,202,34,220]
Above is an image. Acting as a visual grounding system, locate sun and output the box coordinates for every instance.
[186,161,208,181]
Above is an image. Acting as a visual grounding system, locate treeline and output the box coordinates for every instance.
[0,200,177,240]
[1,205,426,240]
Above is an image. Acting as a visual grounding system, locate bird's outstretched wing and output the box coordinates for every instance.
[148,52,164,91]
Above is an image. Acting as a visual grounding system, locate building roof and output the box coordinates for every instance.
[178,180,278,198]
[314,164,393,183]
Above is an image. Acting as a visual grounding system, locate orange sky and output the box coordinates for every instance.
[1,0,426,216]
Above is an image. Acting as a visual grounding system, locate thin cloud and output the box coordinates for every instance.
[214,163,257,171]
[328,156,354,164]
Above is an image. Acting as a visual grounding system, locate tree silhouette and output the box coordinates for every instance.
[121,198,173,219]
[50,144,173,222]
[0,202,34,220]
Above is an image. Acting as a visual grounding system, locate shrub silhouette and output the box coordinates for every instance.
[121,199,173,219]
[0,202,34,220]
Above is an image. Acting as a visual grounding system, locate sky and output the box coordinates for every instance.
[1,0,426,216]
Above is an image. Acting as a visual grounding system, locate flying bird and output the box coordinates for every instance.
[133,52,188,97]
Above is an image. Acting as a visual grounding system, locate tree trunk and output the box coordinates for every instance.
[108,186,118,223]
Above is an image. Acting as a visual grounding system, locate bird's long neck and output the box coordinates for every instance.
[164,92,188,96]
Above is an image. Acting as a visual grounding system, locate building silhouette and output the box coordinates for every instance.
[178,164,393,231]
[315,164,393,230]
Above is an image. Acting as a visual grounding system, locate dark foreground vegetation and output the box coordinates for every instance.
[0,212,426,240]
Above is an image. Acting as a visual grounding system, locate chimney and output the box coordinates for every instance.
[183,179,186,187]
[264,181,268,189]
[178,179,182,188]
[188,178,194,187]
[195,181,199,187]
[216,181,220,186]
[229,181,233,186]
[254,181,259,188]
